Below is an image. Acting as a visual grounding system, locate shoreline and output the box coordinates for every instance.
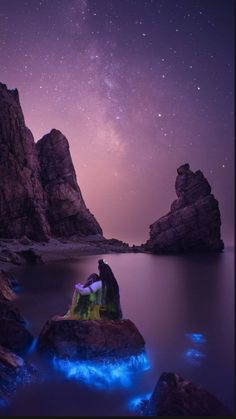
[0,237,144,273]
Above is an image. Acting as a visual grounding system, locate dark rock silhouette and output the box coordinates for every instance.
[143,372,231,416]
[37,317,145,359]
[145,164,224,253]
[0,344,37,406]
[0,82,50,241]
[0,82,102,241]
[0,270,33,355]
[36,129,102,237]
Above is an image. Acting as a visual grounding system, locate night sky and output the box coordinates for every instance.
[0,0,234,245]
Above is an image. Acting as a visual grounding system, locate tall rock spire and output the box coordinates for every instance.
[36,129,102,237]
[0,82,102,240]
[0,83,50,241]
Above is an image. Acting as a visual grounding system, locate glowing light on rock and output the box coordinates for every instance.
[53,352,150,388]
[128,392,152,411]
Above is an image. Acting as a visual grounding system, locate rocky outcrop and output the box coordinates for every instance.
[0,344,37,406]
[0,82,50,241]
[143,372,231,416]
[0,270,34,355]
[36,129,102,237]
[37,317,145,360]
[0,82,102,241]
[145,164,224,253]
[0,270,17,301]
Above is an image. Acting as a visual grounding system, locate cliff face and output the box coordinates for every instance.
[0,83,50,241]
[0,82,102,241]
[145,164,224,253]
[36,129,102,237]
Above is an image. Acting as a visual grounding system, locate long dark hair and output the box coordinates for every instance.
[98,259,122,319]
[84,273,100,288]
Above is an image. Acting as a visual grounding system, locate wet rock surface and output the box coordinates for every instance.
[0,344,37,406]
[37,317,145,360]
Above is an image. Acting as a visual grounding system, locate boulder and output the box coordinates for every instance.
[143,372,231,416]
[37,317,145,360]
[0,270,17,301]
[0,344,37,405]
[145,164,224,253]
[0,318,34,355]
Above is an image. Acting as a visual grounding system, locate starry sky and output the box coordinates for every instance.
[0,0,234,245]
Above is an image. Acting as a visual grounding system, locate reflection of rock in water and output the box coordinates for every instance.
[145,163,224,253]
[37,317,145,359]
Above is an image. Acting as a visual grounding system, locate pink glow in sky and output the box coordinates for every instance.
[0,0,234,244]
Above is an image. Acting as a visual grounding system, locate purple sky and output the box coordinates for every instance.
[0,0,234,245]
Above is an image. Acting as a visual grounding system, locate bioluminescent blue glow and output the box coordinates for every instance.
[27,338,37,354]
[128,392,152,412]
[0,398,7,408]
[53,352,150,389]
[185,333,207,344]
[184,348,206,365]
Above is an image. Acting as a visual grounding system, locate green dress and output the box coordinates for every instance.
[64,287,102,320]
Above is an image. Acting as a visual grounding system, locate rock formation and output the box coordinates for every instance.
[36,129,102,237]
[142,372,231,416]
[0,270,34,355]
[0,344,37,407]
[145,164,224,253]
[37,317,145,359]
[0,83,50,241]
[0,82,102,241]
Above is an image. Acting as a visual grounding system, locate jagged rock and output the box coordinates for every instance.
[0,249,23,265]
[36,129,102,237]
[0,82,50,241]
[0,300,25,325]
[0,270,17,301]
[0,269,32,354]
[0,83,103,242]
[0,318,34,355]
[0,344,38,405]
[37,317,145,360]
[143,372,231,416]
[145,164,224,253]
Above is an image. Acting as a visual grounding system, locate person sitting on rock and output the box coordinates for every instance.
[66,259,122,320]
[64,273,102,320]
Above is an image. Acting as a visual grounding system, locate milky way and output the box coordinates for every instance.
[0,0,234,244]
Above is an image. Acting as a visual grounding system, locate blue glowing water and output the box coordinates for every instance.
[185,333,207,344]
[53,352,150,389]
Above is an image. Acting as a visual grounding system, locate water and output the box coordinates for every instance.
[1,248,234,415]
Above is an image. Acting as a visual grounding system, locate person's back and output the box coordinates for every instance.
[98,259,122,320]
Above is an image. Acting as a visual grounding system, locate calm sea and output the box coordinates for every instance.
[1,248,234,416]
